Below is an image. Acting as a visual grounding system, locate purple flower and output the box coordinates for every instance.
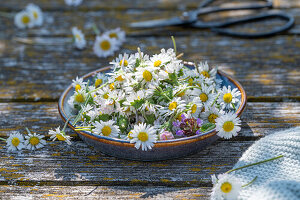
[195,130,202,135]
[197,118,203,126]
[160,131,175,140]
[176,130,184,136]
[173,120,180,127]
[181,114,187,122]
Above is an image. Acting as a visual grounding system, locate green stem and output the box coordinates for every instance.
[231,103,236,110]
[0,137,6,141]
[226,155,284,174]
[242,176,257,188]
[211,92,220,107]
[92,24,100,35]
[25,127,32,135]
[171,36,177,55]
[63,116,75,132]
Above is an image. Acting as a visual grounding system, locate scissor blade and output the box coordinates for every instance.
[129,16,184,28]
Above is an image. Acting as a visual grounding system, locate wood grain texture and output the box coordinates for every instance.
[1,35,300,100]
[0,102,299,138]
[0,185,211,200]
[0,139,252,185]
[0,0,298,11]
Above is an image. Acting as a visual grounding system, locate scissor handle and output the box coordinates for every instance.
[210,12,294,38]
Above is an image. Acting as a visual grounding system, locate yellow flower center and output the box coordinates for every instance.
[56,134,66,141]
[75,34,81,40]
[154,60,162,67]
[109,32,118,39]
[116,75,124,82]
[223,121,234,132]
[137,132,148,142]
[191,104,197,113]
[201,71,210,78]
[103,93,109,99]
[75,84,81,91]
[95,79,103,87]
[29,136,40,146]
[33,11,38,19]
[199,93,208,102]
[169,101,177,111]
[22,15,30,24]
[223,93,233,103]
[127,131,133,139]
[143,70,152,82]
[109,82,115,90]
[102,126,112,136]
[208,113,218,123]
[11,137,20,147]
[188,78,194,86]
[221,182,232,193]
[100,40,111,51]
[119,60,128,67]
[75,93,84,103]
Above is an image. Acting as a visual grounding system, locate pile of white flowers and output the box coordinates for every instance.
[68,48,242,151]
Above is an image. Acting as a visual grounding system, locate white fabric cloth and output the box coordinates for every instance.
[231,127,300,200]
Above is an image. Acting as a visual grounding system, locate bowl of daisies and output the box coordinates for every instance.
[58,46,246,161]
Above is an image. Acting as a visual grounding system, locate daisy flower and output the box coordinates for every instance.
[73,88,88,104]
[193,84,217,110]
[94,73,108,87]
[49,127,72,145]
[110,53,135,71]
[147,51,172,68]
[187,97,203,118]
[65,0,83,6]
[93,120,120,138]
[201,106,225,124]
[93,35,118,58]
[72,27,86,50]
[26,3,43,26]
[135,66,158,85]
[215,112,241,139]
[211,173,242,200]
[14,11,35,29]
[72,76,86,92]
[6,132,25,152]
[24,131,46,150]
[217,85,241,110]
[130,123,157,151]
[159,97,186,116]
[196,61,217,79]
[105,28,126,45]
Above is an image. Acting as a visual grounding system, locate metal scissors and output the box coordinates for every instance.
[129,0,294,38]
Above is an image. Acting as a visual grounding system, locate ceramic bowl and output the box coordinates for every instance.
[58,62,247,161]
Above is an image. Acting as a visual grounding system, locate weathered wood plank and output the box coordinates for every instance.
[0,185,211,200]
[0,0,298,11]
[0,139,252,185]
[1,9,300,38]
[1,35,300,100]
[0,102,299,138]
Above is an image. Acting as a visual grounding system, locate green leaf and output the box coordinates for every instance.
[98,114,110,122]
[117,116,129,132]
[145,114,156,125]
[131,99,145,109]
[135,58,140,68]
[201,123,216,132]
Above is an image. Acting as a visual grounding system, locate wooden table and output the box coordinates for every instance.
[0,0,300,199]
